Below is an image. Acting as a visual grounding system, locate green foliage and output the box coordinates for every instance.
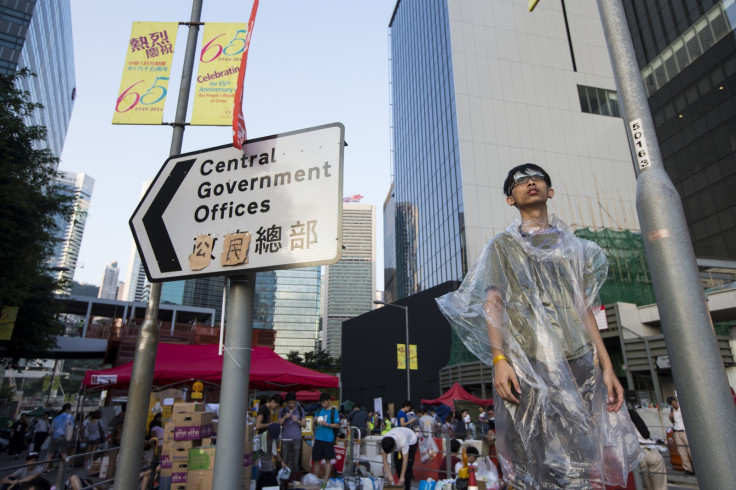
[286,350,303,365]
[0,69,73,362]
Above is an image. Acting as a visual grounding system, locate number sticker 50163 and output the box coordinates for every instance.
[629,119,651,170]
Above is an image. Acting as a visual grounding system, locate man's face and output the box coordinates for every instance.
[488,409,494,418]
[321,399,331,409]
[287,400,297,410]
[507,170,553,208]
[670,400,679,410]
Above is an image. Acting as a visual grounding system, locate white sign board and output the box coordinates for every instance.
[130,123,344,281]
[91,374,118,386]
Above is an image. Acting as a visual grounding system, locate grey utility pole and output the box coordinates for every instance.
[114,1,203,488]
[596,0,736,487]
[212,274,255,490]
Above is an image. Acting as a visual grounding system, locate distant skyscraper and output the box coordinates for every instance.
[324,203,376,358]
[123,180,152,303]
[1,0,76,160]
[253,267,322,357]
[98,261,120,299]
[122,245,150,303]
[51,171,94,293]
[383,183,397,303]
[116,281,126,301]
[161,276,226,324]
[388,0,639,298]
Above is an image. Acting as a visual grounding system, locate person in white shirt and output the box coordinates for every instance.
[667,396,694,475]
[381,427,418,490]
[629,408,666,490]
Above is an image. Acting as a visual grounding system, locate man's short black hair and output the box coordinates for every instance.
[503,163,552,197]
[62,403,72,412]
[269,394,284,405]
[466,446,479,456]
[381,436,396,453]
[450,439,461,453]
[319,392,331,402]
[285,392,297,402]
[401,401,412,409]
[353,404,361,410]
[666,396,676,404]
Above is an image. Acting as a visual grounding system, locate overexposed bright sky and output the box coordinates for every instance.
[63,0,396,286]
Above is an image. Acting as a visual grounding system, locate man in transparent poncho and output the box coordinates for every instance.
[437,164,641,489]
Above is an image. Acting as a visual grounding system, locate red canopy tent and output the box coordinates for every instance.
[421,382,493,407]
[82,343,338,391]
[278,389,323,402]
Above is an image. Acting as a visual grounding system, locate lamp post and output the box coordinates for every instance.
[374,300,410,401]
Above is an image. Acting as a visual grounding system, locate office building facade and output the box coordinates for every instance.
[51,171,94,292]
[1,0,76,160]
[98,261,120,299]
[253,267,322,357]
[621,0,736,264]
[388,0,640,297]
[324,203,376,358]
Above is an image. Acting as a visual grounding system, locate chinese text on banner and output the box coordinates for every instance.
[112,22,179,125]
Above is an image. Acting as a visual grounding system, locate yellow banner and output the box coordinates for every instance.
[396,344,418,370]
[0,306,19,341]
[112,22,179,124]
[191,23,248,126]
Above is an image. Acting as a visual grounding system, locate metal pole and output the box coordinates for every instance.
[596,0,736,487]
[213,274,255,490]
[114,2,203,488]
[642,339,662,407]
[404,306,410,402]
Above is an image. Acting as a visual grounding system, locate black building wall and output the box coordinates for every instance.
[341,281,459,413]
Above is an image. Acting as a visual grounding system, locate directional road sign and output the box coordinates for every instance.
[130,123,344,281]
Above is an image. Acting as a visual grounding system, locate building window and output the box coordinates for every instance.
[577,85,622,118]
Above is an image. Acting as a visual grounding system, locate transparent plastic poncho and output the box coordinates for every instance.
[437,216,642,489]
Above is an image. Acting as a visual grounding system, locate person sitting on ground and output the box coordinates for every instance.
[1,452,43,489]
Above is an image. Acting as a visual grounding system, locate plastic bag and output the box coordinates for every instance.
[360,477,383,490]
[475,457,499,490]
[302,473,321,487]
[418,436,439,463]
[325,477,344,490]
[344,476,362,490]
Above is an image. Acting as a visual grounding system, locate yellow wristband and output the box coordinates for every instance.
[492,354,509,366]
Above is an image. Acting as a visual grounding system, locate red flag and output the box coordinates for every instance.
[232,0,260,149]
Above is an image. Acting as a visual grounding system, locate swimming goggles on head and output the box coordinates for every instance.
[511,170,545,189]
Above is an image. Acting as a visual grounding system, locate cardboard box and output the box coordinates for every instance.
[173,412,214,441]
[171,440,202,461]
[189,446,216,471]
[172,484,187,490]
[186,469,213,490]
[173,402,205,414]
[160,466,172,477]
[160,454,172,468]
[201,437,214,446]
[171,462,188,483]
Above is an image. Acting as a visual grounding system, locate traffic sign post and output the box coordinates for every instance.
[130,122,344,281]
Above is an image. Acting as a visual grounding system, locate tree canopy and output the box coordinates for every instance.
[0,69,73,362]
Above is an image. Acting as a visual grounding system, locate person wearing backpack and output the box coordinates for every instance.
[312,392,339,480]
[45,404,74,472]
[278,392,306,474]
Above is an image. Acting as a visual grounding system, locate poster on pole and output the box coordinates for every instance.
[190,23,248,126]
[112,22,179,125]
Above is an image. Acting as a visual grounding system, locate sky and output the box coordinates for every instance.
[63,0,397,286]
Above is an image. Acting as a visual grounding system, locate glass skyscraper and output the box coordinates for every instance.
[253,267,321,357]
[161,276,226,324]
[51,171,94,293]
[324,204,376,358]
[387,0,641,297]
[621,0,736,262]
[1,0,76,161]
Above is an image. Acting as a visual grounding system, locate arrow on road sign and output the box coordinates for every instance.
[141,159,196,273]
